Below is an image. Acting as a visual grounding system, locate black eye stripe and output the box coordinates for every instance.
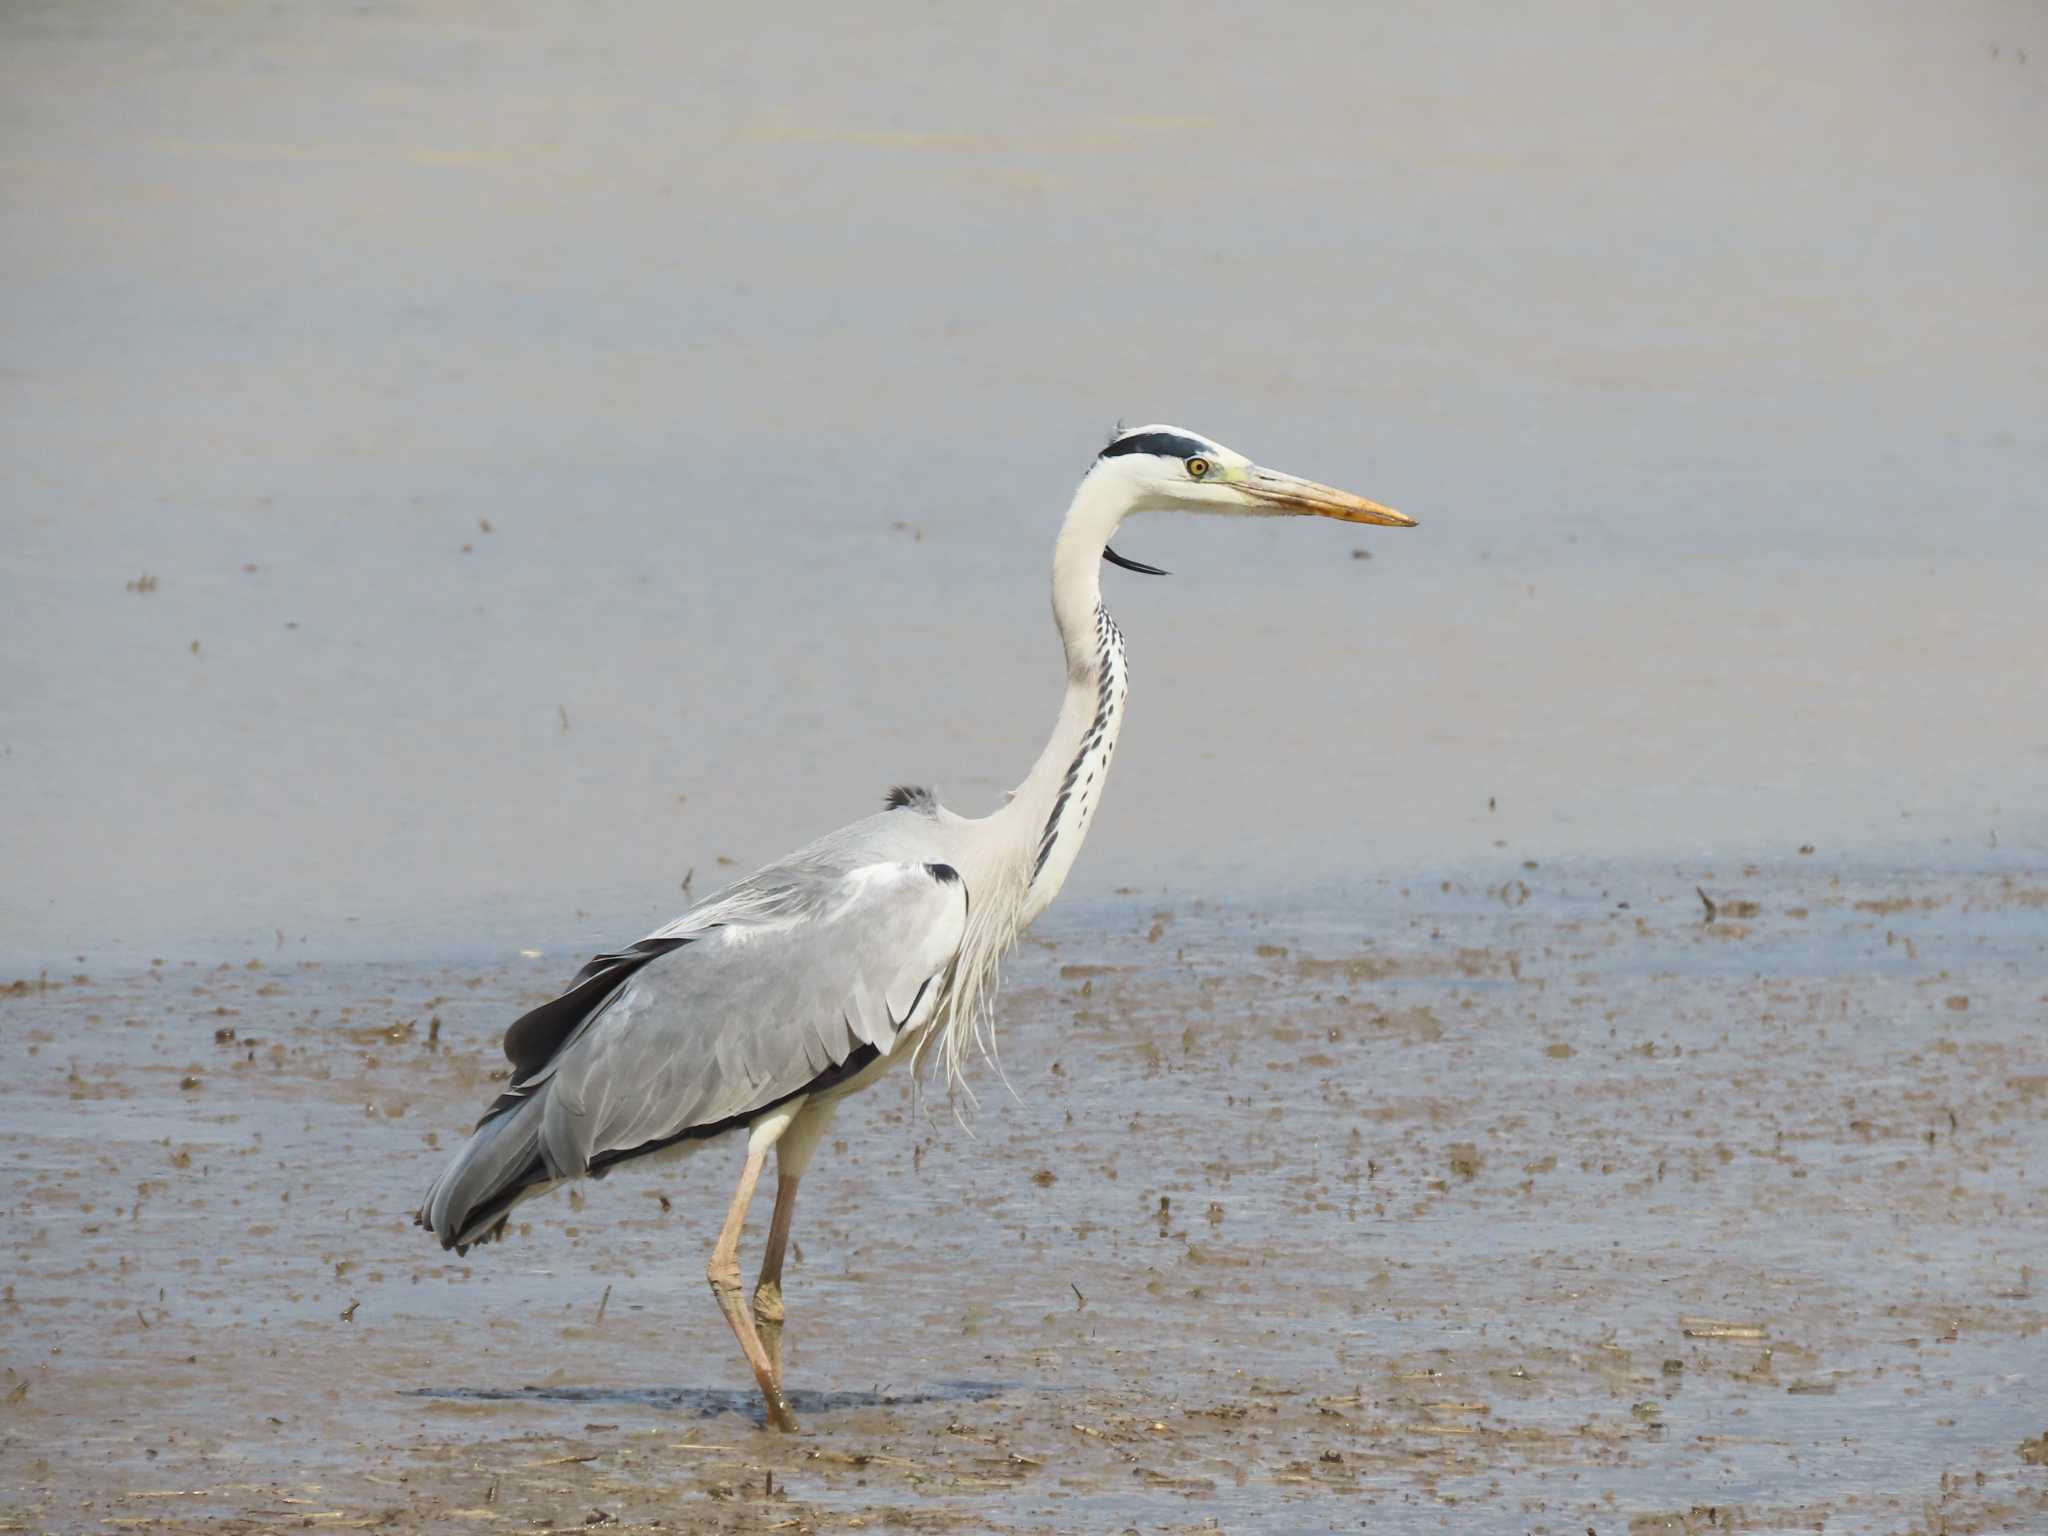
[1099,431,1216,462]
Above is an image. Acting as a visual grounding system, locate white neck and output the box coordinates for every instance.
[925,467,1135,1094]
[998,468,1133,926]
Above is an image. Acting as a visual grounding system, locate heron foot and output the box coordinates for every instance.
[708,1265,799,1431]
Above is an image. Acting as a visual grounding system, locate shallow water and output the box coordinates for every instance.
[3,0,2045,967]
[5,862,2045,1532]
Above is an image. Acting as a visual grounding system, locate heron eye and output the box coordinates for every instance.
[1184,456,1211,480]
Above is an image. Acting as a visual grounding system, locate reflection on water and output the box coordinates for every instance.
[404,1381,1015,1416]
[3,1,2043,966]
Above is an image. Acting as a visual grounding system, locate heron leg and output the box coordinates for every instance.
[705,1146,798,1432]
[752,1169,801,1381]
[753,1099,835,1394]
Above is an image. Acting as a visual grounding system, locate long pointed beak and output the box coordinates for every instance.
[1240,466,1415,527]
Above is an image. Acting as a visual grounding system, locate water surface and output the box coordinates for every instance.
[3,0,2044,966]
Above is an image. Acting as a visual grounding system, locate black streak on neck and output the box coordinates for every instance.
[1033,604,1121,880]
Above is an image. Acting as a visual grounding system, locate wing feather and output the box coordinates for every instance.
[530,861,964,1179]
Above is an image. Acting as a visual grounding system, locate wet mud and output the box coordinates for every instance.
[4,863,2045,1533]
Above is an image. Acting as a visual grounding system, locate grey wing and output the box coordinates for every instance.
[526,860,965,1178]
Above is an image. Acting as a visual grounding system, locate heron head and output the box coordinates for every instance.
[1089,423,1413,574]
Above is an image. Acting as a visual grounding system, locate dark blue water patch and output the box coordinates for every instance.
[402,1378,1018,1419]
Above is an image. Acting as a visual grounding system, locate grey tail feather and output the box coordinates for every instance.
[417,1088,553,1254]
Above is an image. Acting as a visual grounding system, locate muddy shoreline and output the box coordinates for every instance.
[4,863,2044,1532]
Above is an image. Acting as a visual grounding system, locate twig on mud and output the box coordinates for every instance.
[1681,1317,1766,1339]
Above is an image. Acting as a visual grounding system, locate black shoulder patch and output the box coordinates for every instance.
[884,784,938,813]
[1099,430,1214,462]
[498,934,695,1086]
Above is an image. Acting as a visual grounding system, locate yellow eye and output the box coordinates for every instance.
[1185,456,1211,480]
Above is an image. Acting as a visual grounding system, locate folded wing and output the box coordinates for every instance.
[519,860,966,1178]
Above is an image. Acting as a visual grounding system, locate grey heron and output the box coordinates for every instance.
[418,425,1413,1430]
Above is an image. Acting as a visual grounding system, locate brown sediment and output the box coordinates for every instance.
[2,865,2043,1532]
